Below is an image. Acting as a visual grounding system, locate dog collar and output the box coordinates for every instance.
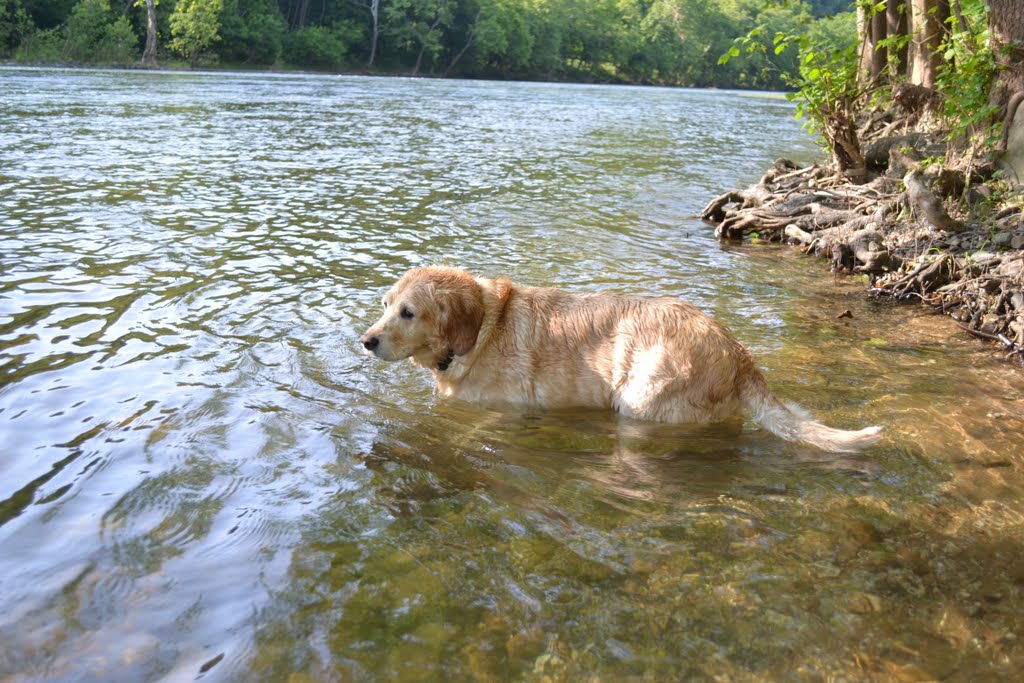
[436,349,454,372]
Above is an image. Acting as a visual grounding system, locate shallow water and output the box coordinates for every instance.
[1,67,1023,681]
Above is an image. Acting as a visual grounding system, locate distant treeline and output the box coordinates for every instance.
[0,0,854,88]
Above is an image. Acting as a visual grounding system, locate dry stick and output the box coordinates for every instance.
[955,320,1016,350]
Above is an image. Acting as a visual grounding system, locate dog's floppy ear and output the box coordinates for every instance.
[439,278,484,356]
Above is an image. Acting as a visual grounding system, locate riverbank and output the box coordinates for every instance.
[701,133,1024,364]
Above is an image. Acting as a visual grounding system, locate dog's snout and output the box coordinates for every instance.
[361,335,380,352]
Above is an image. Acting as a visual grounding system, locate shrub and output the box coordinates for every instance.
[283,25,355,70]
[15,27,62,62]
[217,0,286,66]
[0,0,33,57]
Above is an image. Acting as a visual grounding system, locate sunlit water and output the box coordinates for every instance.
[1,67,1023,681]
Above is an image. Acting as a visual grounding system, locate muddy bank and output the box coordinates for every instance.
[701,147,1024,364]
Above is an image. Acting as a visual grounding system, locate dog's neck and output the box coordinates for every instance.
[432,276,509,384]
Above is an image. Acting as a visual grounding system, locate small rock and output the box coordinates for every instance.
[968,251,1000,266]
[848,592,883,614]
[1012,234,1024,250]
[998,258,1024,277]
[993,231,1013,247]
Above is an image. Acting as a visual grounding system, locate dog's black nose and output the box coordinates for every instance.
[362,336,379,352]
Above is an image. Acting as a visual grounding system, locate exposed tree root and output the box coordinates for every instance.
[701,135,1024,362]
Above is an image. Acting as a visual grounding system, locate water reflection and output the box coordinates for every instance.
[1,68,1023,680]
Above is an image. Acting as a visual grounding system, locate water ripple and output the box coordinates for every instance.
[8,68,1015,681]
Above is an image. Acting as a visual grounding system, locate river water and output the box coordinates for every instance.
[1,67,1023,681]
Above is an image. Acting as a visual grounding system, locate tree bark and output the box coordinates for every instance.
[989,0,1024,122]
[908,0,949,88]
[295,0,309,29]
[369,0,380,66]
[824,109,866,178]
[142,0,158,66]
[858,5,888,87]
[444,9,481,76]
[886,0,908,80]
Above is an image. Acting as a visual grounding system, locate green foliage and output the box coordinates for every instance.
[721,8,859,135]
[283,23,360,69]
[22,0,77,30]
[934,0,1001,152]
[715,0,821,89]
[15,26,62,62]
[384,0,456,72]
[168,0,223,66]
[0,0,33,56]
[63,0,138,64]
[467,0,533,72]
[635,0,735,86]
[720,0,1005,172]
[0,0,882,90]
[218,0,288,65]
[15,0,138,65]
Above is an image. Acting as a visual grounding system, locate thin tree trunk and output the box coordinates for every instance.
[908,0,948,88]
[142,0,158,66]
[444,10,481,76]
[886,0,908,80]
[858,5,888,87]
[411,15,444,76]
[368,0,380,66]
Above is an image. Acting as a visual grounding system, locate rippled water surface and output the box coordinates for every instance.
[2,67,1023,681]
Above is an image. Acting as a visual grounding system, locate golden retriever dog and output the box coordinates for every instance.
[360,266,881,452]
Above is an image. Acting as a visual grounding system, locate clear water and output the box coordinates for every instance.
[1,67,1022,681]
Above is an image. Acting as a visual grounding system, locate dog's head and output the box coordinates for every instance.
[359,266,485,370]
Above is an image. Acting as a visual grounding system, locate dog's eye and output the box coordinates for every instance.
[400,306,414,320]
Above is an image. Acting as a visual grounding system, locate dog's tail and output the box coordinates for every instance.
[739,374,881,453]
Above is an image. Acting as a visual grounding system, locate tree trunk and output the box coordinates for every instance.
[411,15,444,76]
[142,0,158,66]
[368,0,380,66]
[989,0,1024,122]
[886,0,908,80]
[858,5,888,88]
[444,9,481,76]
[908,0,949,88]
[824,110,866,178]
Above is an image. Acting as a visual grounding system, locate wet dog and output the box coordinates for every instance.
[360,266,881,452]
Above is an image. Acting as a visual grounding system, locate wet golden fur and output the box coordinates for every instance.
[360,266,880,452]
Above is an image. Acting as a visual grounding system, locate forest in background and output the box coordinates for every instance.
[0,0,853,88]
